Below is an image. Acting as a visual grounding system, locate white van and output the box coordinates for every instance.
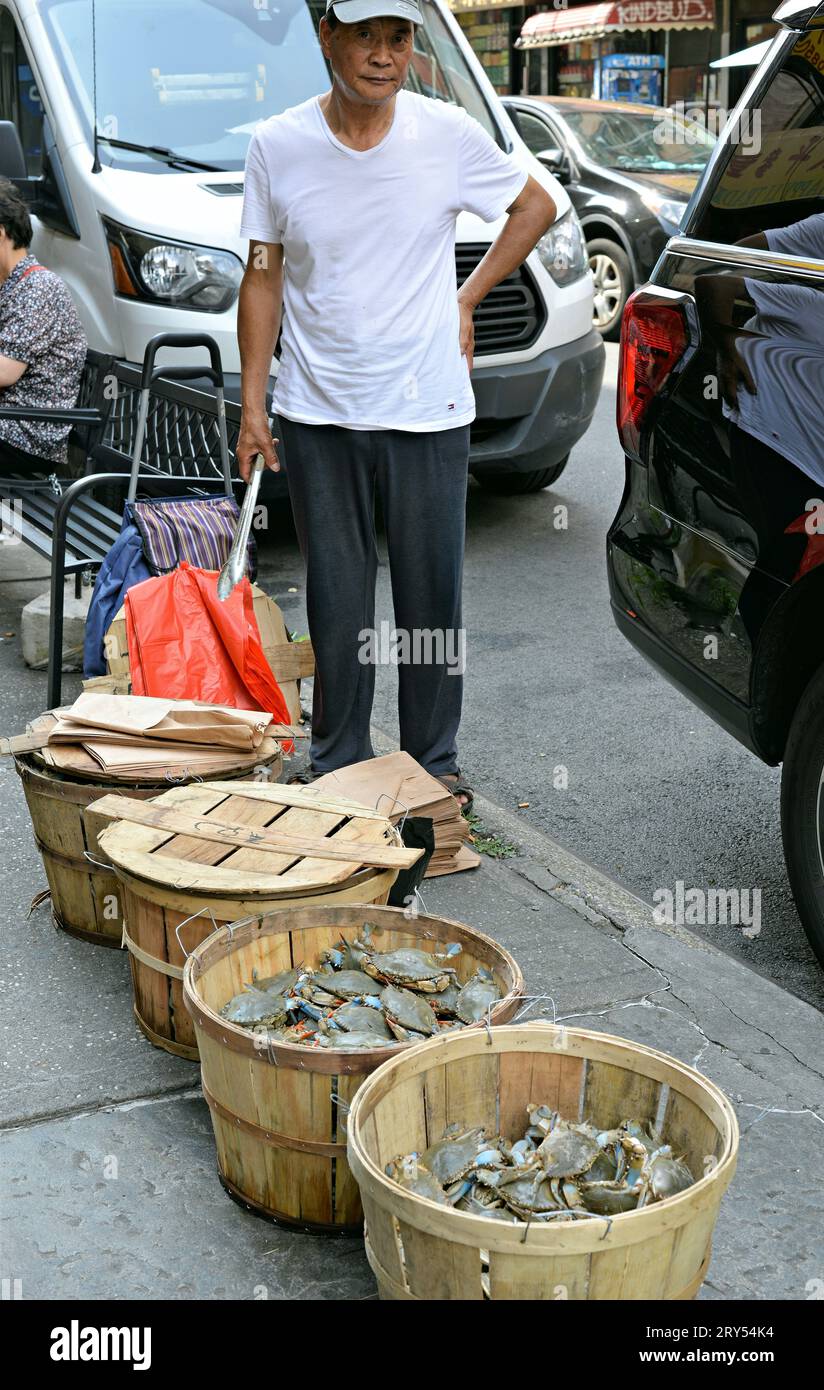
[0,0,604,494]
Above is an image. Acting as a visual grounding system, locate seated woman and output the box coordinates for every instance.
[0,178,87,470]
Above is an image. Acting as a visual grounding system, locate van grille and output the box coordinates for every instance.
[456,244,545,354]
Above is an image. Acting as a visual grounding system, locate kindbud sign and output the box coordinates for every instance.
[50,1321,152,1370]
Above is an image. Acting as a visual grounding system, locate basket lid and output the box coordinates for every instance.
[92,781,420,895]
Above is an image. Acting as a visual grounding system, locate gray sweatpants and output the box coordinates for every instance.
[277,416,470,777]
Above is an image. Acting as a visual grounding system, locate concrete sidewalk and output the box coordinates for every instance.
[2,754,823,1300]
[1,547,822,1301]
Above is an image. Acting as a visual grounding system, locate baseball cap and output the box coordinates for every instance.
[326,0,423,24]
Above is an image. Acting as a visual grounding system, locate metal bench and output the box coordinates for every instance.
[0,332,245,707]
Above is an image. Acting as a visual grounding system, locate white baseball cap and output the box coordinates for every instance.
[326,0,423,24]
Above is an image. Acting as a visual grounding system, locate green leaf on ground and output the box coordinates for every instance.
[464,810,518,859]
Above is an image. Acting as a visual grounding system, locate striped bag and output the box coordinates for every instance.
[129,495,257,580]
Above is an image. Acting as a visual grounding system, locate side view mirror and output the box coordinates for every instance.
[0,120,26,178]
[537,147,571,184]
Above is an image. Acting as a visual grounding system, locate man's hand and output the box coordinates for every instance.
[238,239,284,481]
[454,175,556,357]
[236,411,280,482]
[458,295,475,376]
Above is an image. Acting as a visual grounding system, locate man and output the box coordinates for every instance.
[0,180,87,468]
[236,0,556,805]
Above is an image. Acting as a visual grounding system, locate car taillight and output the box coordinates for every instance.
[617,289,695,460]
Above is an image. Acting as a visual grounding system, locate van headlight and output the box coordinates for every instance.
[535,208,589,286]
[103,218,243,312]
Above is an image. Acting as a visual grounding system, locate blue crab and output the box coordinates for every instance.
[385,1155,450,1205]
[332,1002,393,1038]
[420,1128,493,1186]
[380,984,438,1038]
[220,986,294,1030]
[356,940,461,993]
[455,967,500,1024]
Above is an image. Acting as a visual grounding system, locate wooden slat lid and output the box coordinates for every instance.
[94,780,413,896]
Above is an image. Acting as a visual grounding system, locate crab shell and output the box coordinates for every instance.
[220,987,289,1029]
[314,969,378,1001]
[421,1128,490,1186]
[380,984,438,1036]
[332,1002,393,1038]
[455,972,501,1024]
[387,1156,450,1205]
[361,948,456,993]
[251,967,300,997]
[537,1124,603,1178]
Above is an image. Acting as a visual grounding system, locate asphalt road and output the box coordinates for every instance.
[253,342,823,1012]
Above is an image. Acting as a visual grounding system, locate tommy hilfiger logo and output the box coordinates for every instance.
[447,402,455,411]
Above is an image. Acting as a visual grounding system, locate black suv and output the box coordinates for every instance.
[606,1,824,964]
[503,96,716,339]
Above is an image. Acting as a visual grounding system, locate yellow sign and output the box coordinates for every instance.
[713,30,824,209]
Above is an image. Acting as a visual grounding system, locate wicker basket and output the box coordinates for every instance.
[346,1023,738,1299]
[182,903,524,1231]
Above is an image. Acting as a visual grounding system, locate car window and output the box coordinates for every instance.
[692,29,824,247]
[515,107,557,158]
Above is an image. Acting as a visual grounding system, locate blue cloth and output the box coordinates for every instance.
[83,511,151,676]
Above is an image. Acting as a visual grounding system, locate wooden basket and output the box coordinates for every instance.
[346,1024,739,1300]
[182,903,525,1232]
[15,738,281,948]
[96,783,413,1060]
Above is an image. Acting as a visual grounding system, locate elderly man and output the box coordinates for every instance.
[0,179,86,469]
[236,0,555,805]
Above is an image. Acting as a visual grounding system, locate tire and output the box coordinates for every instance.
[472,455,570,495]
[780,661,824,966]
[588,238,631,341]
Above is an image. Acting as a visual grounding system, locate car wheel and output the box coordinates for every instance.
[588,238,631,341]
[781,661,824,967]
[472,456,570,495]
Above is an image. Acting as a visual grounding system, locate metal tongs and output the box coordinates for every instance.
[217,451,265,601]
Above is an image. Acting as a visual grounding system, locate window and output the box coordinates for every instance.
[515,108,558,159]
[693,29,824,244]
[0,7,43,174]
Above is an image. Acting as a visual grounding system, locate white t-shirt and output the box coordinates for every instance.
[724,213,824,486]
[239,90,529,431]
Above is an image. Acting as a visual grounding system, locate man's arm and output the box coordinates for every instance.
[457,175,556,373]
[0,355,26,389]
[237,239,284,482]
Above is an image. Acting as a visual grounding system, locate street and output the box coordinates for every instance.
[254,342,822,1012]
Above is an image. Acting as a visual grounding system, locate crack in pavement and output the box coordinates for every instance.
[0,1083,202,1135]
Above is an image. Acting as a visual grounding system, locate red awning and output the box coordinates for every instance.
[517,0,716,49]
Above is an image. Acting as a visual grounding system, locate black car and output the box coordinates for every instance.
[503,96,716,339]
[606,5,824,965]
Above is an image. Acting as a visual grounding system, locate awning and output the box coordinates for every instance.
[710,39,772,68]
[449,0,525,9]
[516,0,716,50]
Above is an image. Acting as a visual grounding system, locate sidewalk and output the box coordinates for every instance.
[3,732,823,1300]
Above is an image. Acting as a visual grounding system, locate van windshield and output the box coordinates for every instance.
[40,0,504,171]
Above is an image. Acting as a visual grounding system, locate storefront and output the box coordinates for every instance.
[449,0,527,95]
[516,0,719,105]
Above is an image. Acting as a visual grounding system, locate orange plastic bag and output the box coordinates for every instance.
[124,564,292,733]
